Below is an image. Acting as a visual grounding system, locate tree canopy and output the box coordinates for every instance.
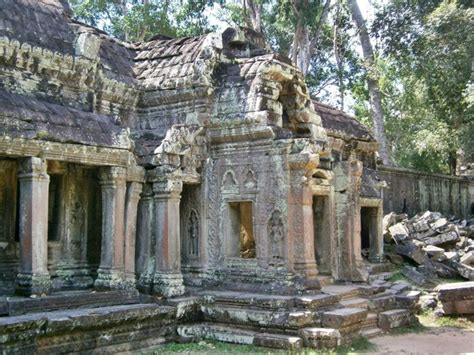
[68,0,473,175]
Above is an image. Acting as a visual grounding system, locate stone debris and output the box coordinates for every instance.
[434,281,474,315]
[384,211,474,283]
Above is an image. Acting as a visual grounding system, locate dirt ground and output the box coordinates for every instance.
[370,327,474,354]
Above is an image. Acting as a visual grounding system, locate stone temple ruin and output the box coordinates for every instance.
[0,0,443,352]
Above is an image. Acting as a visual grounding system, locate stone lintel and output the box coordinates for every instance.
[0,138,130,167]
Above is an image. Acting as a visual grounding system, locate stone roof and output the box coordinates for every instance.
[313,101,374,141]
[134,36,207,82]
[0,0,76,54]
[0,90,129,149]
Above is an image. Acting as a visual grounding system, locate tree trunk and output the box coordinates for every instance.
[243,0,262,33]
[290,0,331,77]
[333,0,344,110]
[347,0,391,165]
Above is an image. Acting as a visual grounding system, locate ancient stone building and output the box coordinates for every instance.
[0,0,386,298]
[0,1,420,352]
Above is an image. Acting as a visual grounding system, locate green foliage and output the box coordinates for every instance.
[68,0,215,41]
[368,0,474,173]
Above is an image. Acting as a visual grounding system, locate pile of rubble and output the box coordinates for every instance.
[383,211,474,287]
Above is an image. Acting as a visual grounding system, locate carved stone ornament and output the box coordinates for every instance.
[268,210,285,260]
[187,209,199,257]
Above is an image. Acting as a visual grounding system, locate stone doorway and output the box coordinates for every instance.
[313,195,331,275]
[226,201,255,259]
[360,207,377,260]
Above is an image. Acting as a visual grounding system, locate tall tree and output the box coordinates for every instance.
[347,0,391,165]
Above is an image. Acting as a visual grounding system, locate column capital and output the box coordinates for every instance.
[128,181,143,203]
[152,179,182,199]
[99,166,127,185]
[18,157,48,179]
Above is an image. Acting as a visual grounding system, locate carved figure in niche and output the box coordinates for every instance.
[243,169,257,189]
[268,210,284,260]
[222,171,237,190]
[187,209,199,256]
[70,200,85,261]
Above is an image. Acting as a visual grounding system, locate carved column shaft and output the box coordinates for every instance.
[153,179,185,297]
[16,157,51,296]
[369,207,384,262]
[136,184,155,292]
[95,166,127,289]
[124,181,143,288]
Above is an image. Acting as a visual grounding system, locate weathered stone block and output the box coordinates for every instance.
[378,309,413,331]
[368,295,396,312]
[299,327,341,349]
[253,333,302,350]
[388,223,409,242]
[435,281,474,315]
[396,241,427,265]
[321,308,367,329]
[424,231,459,246]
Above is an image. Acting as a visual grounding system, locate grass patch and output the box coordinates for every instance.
[418,310,474,330]
[333,336,376,354]
[144,337,378,355]
[145,340,282,354]
[386,270,406,283]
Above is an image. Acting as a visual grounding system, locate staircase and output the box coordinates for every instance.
[178,278,420,350]
[0,290,178,353]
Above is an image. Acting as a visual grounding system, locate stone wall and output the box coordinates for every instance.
[379,166,473,218]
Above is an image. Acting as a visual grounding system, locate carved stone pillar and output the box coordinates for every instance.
[369,207,384,263]
[136,184,155,293]
[152,179,185,297]
[123,181,143,288]
[16,157,51,296]
[95,166,127,290]
[287,154,320,289]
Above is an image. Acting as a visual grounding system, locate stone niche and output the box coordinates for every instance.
[47,162,102,291]
[0,159,19,295]
[227,201,256,259]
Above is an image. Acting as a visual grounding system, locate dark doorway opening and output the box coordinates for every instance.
[313,195,330,275]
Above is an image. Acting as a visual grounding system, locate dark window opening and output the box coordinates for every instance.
[48,175,62,241]
[228,201,255,259]
[313,195,330,274]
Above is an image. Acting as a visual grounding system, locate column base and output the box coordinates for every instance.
[368,254,384,263]
[153,271,185,297]
[94,269,125,290]
[123,273,137,290]
[16,273,51,296]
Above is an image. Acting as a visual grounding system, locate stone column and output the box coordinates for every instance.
[123,181,143,288]
[369,207,384,263]
[288,155,319,289]
[152,179,185,297]
[95,166,127,290]
[136,184,155,293]
[16,157,51,296]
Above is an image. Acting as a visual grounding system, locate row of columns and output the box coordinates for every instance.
[15,157,181,296]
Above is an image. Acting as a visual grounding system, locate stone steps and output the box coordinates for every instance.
[0,289,143,316]
[340,297,369,309]
[201,304,318,329]
[200,290,295,309]
[0,303,177,353]
[360,312,378,329]
[178,322,303,350]
[321,285,362,300]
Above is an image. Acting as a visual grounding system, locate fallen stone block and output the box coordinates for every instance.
[424,260,459,279]
[395,290,421,310]
[401,266,434,287]
[457,263,474,281]
[424,231,459,246]
[299,327,341,349]
[435,281,474,315]
[423,245,445,259]
[461,251,474,266]
[378,309,413,331]
[253,333,302,350]
[430,218,449,232]
[396,241,427,265]
[388,223,409,243]
[413,219,430,233]
[321,308,367,329]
